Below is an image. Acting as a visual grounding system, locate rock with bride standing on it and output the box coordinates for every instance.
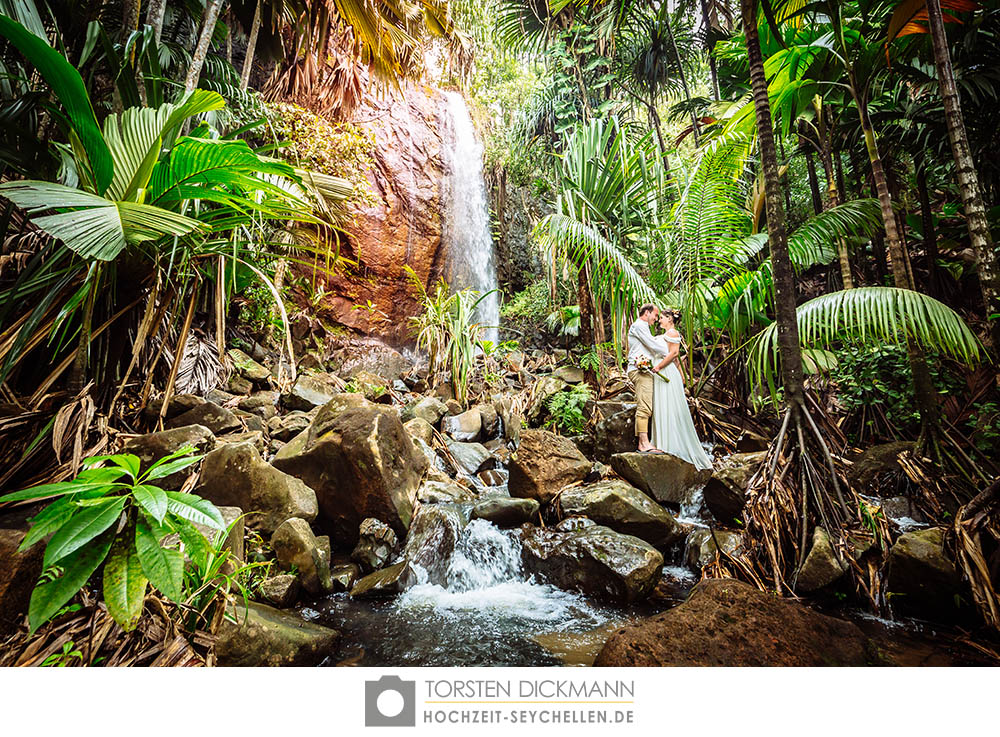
[609,451,712,505]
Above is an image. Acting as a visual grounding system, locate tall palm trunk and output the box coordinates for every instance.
[740,0,804,410]
[664,12,700,146]
[915,158,940,296]
[926,0,1000,347]
[812,101,854,288]
[699,0,722,100]
[577,263,597,388]
[146,0,167,45]
[185,0,224,93]
[241,0,262,89]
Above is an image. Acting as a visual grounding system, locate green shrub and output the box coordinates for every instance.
[546,384,592,435]
[0,447,225,634]
[501,280,550,321]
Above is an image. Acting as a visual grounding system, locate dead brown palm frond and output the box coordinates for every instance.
[952,478,1000,631]
[172,328,230,397]
[0,588,216,667]
[50,385,96,477]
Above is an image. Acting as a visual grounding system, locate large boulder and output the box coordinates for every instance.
[471,497,539,527]
[590,408,636,463]
[259,574,301,609]
[519,524,663,603]
[0,512,43,635]
[417,480,475,504]
[703,451,764,524]
[610,452,711,505]
[796,526,849,592]
[196,442,318,533]
[401,396,449,426]
[306,393,373,445]
[229,348,270,384]
[350,561,409,598]
[350,518,399,574]
[888,526,964,619]
[272,406,427,545]
[441,408,482,442]
[558,479,684,548]
[215,602,339,666]
[594,578,871,666]
[509,429,591,505]
[404,417,435,446]
[282,373,342,411]
[445,439,492,476]
[166,402,242,435]
[124,424,215,490]
[271,518,333,596]
[403,504,467,584]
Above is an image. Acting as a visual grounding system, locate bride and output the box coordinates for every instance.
[649,309,713,470]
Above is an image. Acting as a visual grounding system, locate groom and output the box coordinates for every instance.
[627,304,670,453]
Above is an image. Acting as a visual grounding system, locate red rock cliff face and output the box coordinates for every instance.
[303,81,450,344]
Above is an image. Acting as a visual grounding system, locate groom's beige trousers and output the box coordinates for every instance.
[628,369,654,435]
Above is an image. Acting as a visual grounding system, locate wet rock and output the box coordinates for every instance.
[232,409,265,433]
[796,526,849,592]
[404,417,435,446]
[238,391,280,419]
[556,516,596,531]
[471,497,539,527]
[306,393,373,445]
[268,411,312,442]
[685,529,745,569]
[167,402,242,435]
[229,348,270,383]
[282,373,342,411]
[190,505,244,562]
[519,524,663,603]
[610,452,712,506]
[445,439,492,476]
[215,601,339,666]
[197,442,317,533]
[401,396,449,426]
[417,480,475,504]
[271,518,333,596]
[143,393,205,422]
[526,376,568,425]
[259,575,300,608]
[595,578,870,666]
[559,479,684,548]
[215,430,267,453]
[350,561,409,598]
[444,399,463,416]
[703,451,764,524]
[350,518,399,574]
[478,404,499,439]
[272,406,427,545]
[441,408,482,442]
[331,563,361,592]
[551,366,584,384]
[849,441,917,494]
[124,424,215,490]
[403,505,466,584]
[509,429,591,505]
[493,394,523,445]
[206,388,237,406]
[477,469,506,487]
[888,527,964,619]
[0,513,43,635]
[880,496,925,525]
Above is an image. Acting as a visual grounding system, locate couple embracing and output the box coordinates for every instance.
[627,304,713,471]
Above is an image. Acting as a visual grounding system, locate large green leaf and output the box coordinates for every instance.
[103,534,148,631]
[165,491,225,530]
[132,484,168,524]
[0,181,204,260]
[28,528,115,634]
[42,496,126,568]
[134,518,184,602]
[0,15,112,193]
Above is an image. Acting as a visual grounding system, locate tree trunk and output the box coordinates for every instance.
[122,0,140,40]
[926,0,1000,347]
[577,263,597,388]
[741,0,805,409]
[146,0,167,45]
[699,0,722,100]
[185,0,223,93]
[916,159,940,296]
[240,0,262,89]
[804,148,823,215]
[812,107,854,289]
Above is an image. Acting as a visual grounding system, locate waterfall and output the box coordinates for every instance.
[442,91,500,343]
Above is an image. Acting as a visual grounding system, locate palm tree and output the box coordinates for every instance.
[921,0,1000,346]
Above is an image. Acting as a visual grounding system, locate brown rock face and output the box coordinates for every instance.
[595,578,871,666]
[301,82,450,342]
[509,429,592,505]
[0,511,42,636]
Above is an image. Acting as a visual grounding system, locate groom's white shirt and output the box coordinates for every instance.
[627,318,668,372]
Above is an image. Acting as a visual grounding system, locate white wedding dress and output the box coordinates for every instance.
[650,335,713,470]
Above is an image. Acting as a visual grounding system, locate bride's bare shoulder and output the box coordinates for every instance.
[666,328,681,338]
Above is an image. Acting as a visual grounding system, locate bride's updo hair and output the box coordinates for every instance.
[665,308,682,324]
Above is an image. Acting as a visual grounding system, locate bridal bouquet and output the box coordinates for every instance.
[635,355,669,383]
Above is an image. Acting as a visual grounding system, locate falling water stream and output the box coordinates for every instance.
[442,91,500,343]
